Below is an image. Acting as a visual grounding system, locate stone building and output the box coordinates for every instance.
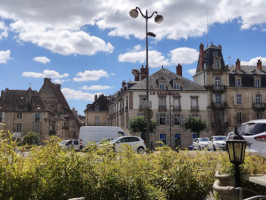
[0,78,80,140]
[84,94,109,126]
[39,78,80,139]
[108,65,210,148]
[193,43,266,135]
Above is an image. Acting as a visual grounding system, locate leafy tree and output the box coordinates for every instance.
[183,117,207,137]
[22,131,40,145]
[129,116,157,149]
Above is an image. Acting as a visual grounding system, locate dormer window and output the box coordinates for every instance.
[213,51,218,57]
[254,77,261,87]
[159,80,165,90]
[173,81,179,90]
[215,60,220,69]
[95,105,100,111]
[235,77,242,87]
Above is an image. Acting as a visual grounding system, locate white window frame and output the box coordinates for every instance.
[215,94,222,104]
[159,113,166,125]
[215,60,220,69]
[254,78,261,87]
[159,81,165,90]
[17,123,22,132]
[214,77,221,87]
[173,81,179,90]
[173,98,180,110]
[236,94,242,105]
[235,78,241,87]
[255,94,262,104]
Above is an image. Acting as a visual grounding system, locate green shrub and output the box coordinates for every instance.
[0,130,265,200]
[22,131,40,145]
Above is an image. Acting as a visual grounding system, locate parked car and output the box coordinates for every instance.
[59,139,79,151]
[99,136,146,153]
[192,138,209,150]
[230,119,266,157]
[207,136,227,151]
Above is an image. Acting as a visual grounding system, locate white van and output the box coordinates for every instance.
[79,126,126,149]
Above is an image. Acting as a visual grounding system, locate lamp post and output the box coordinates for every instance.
[129,7,163,149]
[226,127,247,187]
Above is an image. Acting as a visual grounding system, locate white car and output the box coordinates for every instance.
[59,139,79,151]
[231,119,266,157]
[192,138,209,150]
[104,136,146,153]
[207,136,227,151]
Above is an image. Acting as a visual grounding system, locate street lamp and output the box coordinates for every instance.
[226,127,247,187]
[129,7,163,149]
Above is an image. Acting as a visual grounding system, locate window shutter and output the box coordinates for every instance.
[32,113,35,122]
[40,113,43,121]
[166,114,169,125]
[234,94,237,105]
[180,114,184,125]
[222,94,225,102]
[2,112,5,122]
[213,94,216,102]
[156,113,160,124]
[253,95,256,103]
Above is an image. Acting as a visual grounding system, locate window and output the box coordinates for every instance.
[174,114,180,125]
[254,78,261,87]
[215,60,220,69]
[255,94,262,104]
[95,105,100,111]
[159,113,166,125]
[215,111,223,122]
[213,51,218,57]
[35,113,40,122]
[159,97,166,110]
[173,81,179,90]
[215,94,222,104]
[17,112,22,119]
[95,116,99,124]
[34,123,40,133]
[235,78,241,87]
[237,112,242,123]
[16,124,22,132]
[159,81,165,90]
[191,97,198,110]
[139,96,146,108]
[159,134,167,145]
[0,112,4,122]
[173,98,180,110]
[235,94,242,105]
[256,112,263,119]
[214,77,221,86]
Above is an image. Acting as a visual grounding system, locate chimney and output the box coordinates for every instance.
[176,64,182,76]
[55,84,61,90]
[44,78,51,84]
[122,80,126,87]
[236,59,241,70]
[132,69,140,81]
[198,43,204,72]
[218,44,222,50]
[257,59,262,70]
[94,95,98,102]
[140,65,146,80]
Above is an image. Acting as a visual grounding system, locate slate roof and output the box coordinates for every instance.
[229,65,266,87]
[0,88,46,112]
[130,68,206,91]
[85,94,109,112]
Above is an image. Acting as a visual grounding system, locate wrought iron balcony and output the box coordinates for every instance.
[211,85,226,92]
[158,105,167,111]
[253,102,266,110]
[173,105,181,111]
[211,102,227,109]
[212,121,228,127]
[191,106,199,112]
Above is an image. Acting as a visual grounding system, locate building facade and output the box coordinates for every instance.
[84,94,109,126]
[194,43,266,135]
[0,78,80,140]
[108,65,210,148]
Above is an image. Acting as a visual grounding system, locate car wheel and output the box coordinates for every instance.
[137,147,145,154]
[213,145,216,151]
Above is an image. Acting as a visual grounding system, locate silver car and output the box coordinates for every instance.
[207,136,227,151]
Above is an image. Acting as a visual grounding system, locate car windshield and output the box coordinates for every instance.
[239,123,266,136]
[60,140,69,144]
[199,138,208,142]
[214,136,226,141]
[111,137,123,143]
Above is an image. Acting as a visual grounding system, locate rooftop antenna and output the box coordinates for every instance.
[228,56,231,66]
[29,82,31,88]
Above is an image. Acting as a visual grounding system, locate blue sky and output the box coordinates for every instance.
[1,0,266,115]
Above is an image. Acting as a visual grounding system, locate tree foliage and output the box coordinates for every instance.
[22,131,40,145]
[128,116,157,134]
[183,117,207,137]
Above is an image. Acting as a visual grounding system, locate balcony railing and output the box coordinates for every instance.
[191,106,199,112]
[173,106,181,111]
[35,118,40,122]
[253,103,266,109]
[211,85,226,92]
[211,102,227,109]
[158,105,167,111]
[212,121,228,127]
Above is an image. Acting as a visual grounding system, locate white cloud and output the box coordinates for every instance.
[0,50,11,63]
[170,47,199,65]
[33,56,51,64]
[61,88,102,101]
[73,70,109,82]
[81,85,113,90]
[22,69,69,79]
[0,21,8,40]
[241,57,266,66]
[188,69,196,76]
[118,50,170,68]
[53,79,69,84]
[10,22,114,56]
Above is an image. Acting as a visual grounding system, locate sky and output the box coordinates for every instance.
[1,0,266,116]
